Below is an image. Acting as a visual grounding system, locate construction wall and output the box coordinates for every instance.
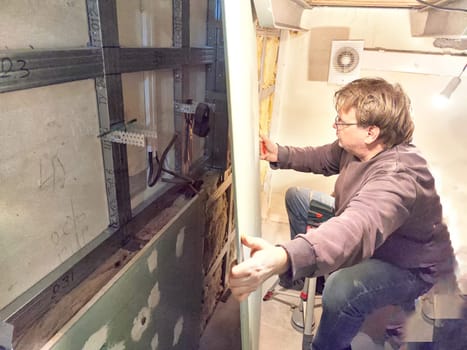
[0,1,108,313]
[1,0,233,349]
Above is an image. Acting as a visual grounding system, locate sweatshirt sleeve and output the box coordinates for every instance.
[280,171,417,280]
[272,140,343,176]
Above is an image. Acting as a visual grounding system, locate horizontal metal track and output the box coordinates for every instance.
[0,49,103,93]
[115,47,216,73]
[0,47,216,93]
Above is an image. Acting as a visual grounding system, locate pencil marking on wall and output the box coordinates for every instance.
[50,199,88,255]
[0,57,30,80]
[176,227,185,258]
[38,154,66,191]
[50,270,74,302]
[173,316,184,346]
[131,306,151,342]
[150,332,159,350]
[148,281,160,308]
[147,249,158,273]
[82,324,108,350]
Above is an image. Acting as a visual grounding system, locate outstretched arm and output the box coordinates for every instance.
[229,235,290,301]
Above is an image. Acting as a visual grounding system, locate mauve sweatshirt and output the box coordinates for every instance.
[275,140,455,284]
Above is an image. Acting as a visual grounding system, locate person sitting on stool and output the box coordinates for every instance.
[228,77,456,350]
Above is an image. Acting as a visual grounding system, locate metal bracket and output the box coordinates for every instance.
[98,120,158,147]
[0,321,13,350]
[102,130,146,147]
[174,101,216,114]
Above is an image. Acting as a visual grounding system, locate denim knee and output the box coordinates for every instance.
[285,186,301,207]
[321,270,358,313]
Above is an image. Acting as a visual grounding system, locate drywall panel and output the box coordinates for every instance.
[121,70,176,211]
[43,195,204,350]
[190,0,208,47]
[222,1,262,349]
[117,0,173,48]
[0,80,109,311]
[0,0,88,49]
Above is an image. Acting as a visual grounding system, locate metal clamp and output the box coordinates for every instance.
[174,101,216,114]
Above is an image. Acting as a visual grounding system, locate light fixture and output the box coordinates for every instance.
[433,64,466,108]
[440,76,462,99]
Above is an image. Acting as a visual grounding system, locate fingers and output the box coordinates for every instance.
[260,140,267,157]
[241,235,272,251]
[258,134,278,162]
[236,293,249,301]
[228,275,258,301]
[259,134,271,160]
[228,258,264,301]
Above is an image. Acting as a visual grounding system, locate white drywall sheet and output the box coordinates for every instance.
[121,70,177,210]
[222,1,262,350]
[117,0,173,48]
[0,80,109,311]
[190,0,208,47]
[0,0,88,50]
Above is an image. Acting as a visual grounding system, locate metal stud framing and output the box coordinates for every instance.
[173,0,192,174]
[206,0,229,170]
[1,0,226,325]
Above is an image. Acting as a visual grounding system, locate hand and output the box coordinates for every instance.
[228,235,289,301]
[260,134,278,162]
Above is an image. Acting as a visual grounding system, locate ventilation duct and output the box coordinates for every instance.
[410,1,467,39]
[253,0,312,30]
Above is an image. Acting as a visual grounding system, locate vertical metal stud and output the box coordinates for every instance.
[173,0,191,175]
[86,0,131,229]
[206,0,228,170]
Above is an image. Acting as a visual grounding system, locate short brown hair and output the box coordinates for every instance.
[334,78,414,148]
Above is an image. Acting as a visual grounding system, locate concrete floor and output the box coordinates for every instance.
[199,198,467,350]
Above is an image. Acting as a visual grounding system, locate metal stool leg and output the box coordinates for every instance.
[302,277,316,349]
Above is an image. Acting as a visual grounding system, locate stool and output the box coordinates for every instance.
[263,277,320,350]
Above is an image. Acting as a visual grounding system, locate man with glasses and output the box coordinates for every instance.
[228,78,456,350]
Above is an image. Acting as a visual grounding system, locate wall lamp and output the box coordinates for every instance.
[440,64,465,99]
[434,64,466,108]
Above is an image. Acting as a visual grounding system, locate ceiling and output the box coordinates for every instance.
[304,0,435,8]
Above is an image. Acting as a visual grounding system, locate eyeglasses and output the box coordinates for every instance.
[334,115,358,128]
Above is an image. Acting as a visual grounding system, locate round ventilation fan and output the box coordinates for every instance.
[328,40,364,85]
[333,46,360,73]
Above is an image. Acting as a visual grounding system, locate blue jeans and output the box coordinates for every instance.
[285,187,335,239]
[284,187,433,350]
